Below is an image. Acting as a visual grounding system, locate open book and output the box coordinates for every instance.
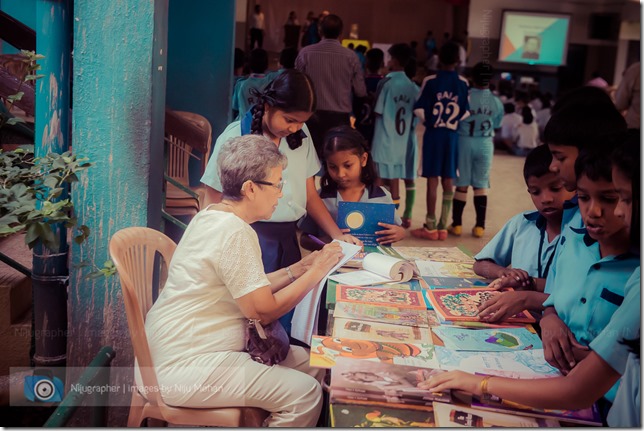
[329,253,417,286]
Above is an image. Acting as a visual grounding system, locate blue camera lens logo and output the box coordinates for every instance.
[24,372,64,403]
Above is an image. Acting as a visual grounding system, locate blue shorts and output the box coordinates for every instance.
[421,128,459,178]
[455,136,494,188]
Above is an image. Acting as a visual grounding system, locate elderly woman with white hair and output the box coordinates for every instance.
[143,134,343,427]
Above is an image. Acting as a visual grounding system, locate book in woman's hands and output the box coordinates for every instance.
[330,252,417,286]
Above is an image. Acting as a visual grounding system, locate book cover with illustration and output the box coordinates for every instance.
[422,276,489,289]
[337,201,395,246]
[471,396,602,426]
[415,261,485,279]
[330,403,435,427]
[330,357,451,404]
[310,336,439,369]
[393,246,474,263]
[333,301,429,327]
[431,326,543,352]
[326,279,422,308]
[337,285,426,310]
[433,402,559,427]
[333,318,432,343]
[424,288,536,323]
[434,346,561,378]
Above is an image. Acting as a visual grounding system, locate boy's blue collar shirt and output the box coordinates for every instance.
[522,210,547,230]
[319,182,385,199]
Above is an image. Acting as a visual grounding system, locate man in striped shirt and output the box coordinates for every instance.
[296,14,367,162]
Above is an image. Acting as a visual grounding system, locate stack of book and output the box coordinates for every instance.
[316,245,601,427]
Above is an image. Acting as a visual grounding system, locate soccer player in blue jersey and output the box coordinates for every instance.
[371,43,420,228]
[232,48,270,120]
[411,41,470,240]
[450,62,504,238]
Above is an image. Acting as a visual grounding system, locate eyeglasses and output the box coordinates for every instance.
[253,179,285,192]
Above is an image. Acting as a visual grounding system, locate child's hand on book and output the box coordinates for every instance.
[375,222,406,245]
[477,291,528,322]
[334,231,363,248]
[417,370,481,396]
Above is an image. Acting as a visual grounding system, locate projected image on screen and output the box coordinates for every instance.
[499,11,570,66]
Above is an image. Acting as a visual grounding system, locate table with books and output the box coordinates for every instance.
[304,244,602,428]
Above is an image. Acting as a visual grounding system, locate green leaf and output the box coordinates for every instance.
[7,92,24,102]
[6,117,25,125]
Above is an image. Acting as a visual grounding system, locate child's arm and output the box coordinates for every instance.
[418,351,620,411]
[305,177,363,246]
[473,259,532,287]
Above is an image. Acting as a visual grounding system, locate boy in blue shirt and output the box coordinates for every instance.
[544,87,627,235]
[473,145,574,322]
[450,62,504,238]
[232,48,270,120]
[371,43,420,228]
[541,148,638,387]
[411,41,470,241]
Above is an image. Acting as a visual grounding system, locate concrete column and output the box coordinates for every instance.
[68,0,167,425]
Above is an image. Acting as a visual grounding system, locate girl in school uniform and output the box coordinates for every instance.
[201,70,360,336]
[419,135,640,427]
[300,126,406,249]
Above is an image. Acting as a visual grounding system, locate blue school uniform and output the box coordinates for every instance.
[542,228,639,383]
[455,88,503,188]
[590,268,641,410]
[371,71,420,179]
[414,71,470,178]
[299,183,403,237]
[475,211,559,278]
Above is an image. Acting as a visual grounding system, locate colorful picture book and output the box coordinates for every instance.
[424,287,536,323]
[431,326,543,352]
[330,253,415,286]
[433,402,559,427]
[333,318,432,344]
[337,201,395,246]
[434,347,561,378]
[330,403,436,427]
[326,279,422,308]
[310,336,439,369]
[415,261,484,279]
[337,285,426,310]
[333,301,429,327]
[330,357,451,405]
[393,246,474,263]
[471,396,602,426]
[422,276,489,289]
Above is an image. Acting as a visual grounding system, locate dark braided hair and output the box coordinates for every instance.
[320,126,379,191]
[248,69,316,150]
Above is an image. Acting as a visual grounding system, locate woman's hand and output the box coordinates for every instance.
[478,291,527,322]
[298,250,319,272]
[417,371,484,396]
[309,242,344,276]
[375,222,406,245]
[540,313,589,374]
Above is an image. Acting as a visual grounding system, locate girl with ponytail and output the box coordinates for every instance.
[201,69,361,339]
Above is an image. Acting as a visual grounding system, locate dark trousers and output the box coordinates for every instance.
[250,28,263,49]
[305,110,351,162]
[250,221,301,335]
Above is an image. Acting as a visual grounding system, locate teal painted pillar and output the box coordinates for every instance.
[166,0,235,185]
[32,0,71,368]
[68,1,167,425]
